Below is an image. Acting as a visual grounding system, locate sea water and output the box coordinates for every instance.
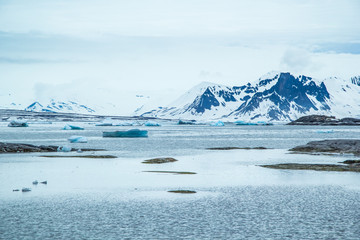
[1,122,360,239]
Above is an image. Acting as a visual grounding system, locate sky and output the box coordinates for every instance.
[0,0,360,113]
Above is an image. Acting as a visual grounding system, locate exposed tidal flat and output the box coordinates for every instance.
[1,121,360,239]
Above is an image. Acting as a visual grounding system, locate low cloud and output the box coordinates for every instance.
[0,57,73,64]
[280,48,312,73]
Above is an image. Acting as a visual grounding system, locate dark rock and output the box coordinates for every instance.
[289,139,360,155]
[341,160,360,165]
[260,163,360,172]
[206,147,268,150]
[143,171,197,175]
[168,190,196,194]
[40,155,117,159]
[288,115,360,125]
[0,142,104,154]
[142,157,178,164]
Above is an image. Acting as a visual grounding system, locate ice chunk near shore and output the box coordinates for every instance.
[210,121,225,126]
[113,121,134,126]
[144,121,161,126]
[68,136,88,143]
[57,146,72,152]
[62,124,84,130]
[8,120,28,127]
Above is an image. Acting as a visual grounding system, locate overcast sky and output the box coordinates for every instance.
[0,0,360,111]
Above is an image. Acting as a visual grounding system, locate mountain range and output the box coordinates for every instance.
[2,72,360,122]
[136,72,360,121]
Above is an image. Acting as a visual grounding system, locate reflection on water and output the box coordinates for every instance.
[1,122,360,239]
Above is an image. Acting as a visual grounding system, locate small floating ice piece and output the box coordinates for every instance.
[68,136,88,143]
[316,130,334,133]
[57,146,72,152]
[22,188,31,192]
[95,122,113,126]
[62,124,84,130]
[144,121,161,127]
[8,120,28,127]
[32,180,38,185]
[103,129,148,138]
[113,121,135,126]
[210,120,225,126]
[96,118,113,126]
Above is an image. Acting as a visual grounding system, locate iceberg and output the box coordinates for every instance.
[113,121,134,126]
[144,121,161,127]
[68,136,88,143]
[96,118,113,126]
[8,120,28,127]
[316,130,334,133]
[257,121,274,126]
[178,119,196,125]
[57,146,72,152]
[210,121,225,126]
[103,129,148,138]
[95,122,113,126]
[234,120,257,126]
[62,124,84,130]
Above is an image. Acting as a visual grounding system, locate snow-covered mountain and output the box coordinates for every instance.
[25,99,96,114]
[138,72,360,121]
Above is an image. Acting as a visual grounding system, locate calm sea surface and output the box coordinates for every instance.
[1,121,360,239]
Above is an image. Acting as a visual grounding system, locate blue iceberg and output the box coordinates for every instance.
[8,120,28,127]
[103,129,148,138]
[178,120,196,125]
[210,121,225,126]
[316,130,334,133]
[62,124,84,130]
[57,146,72,152]
[234,120,257,126]
[95,122,113,126]
[144,121,161,127]
[68,136,88,143]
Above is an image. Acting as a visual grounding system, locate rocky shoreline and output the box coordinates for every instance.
[260,163,360,172]
[0,142,103,153]
[287,115,360,125]
[289,139,360,155]
[261,139,360,172]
